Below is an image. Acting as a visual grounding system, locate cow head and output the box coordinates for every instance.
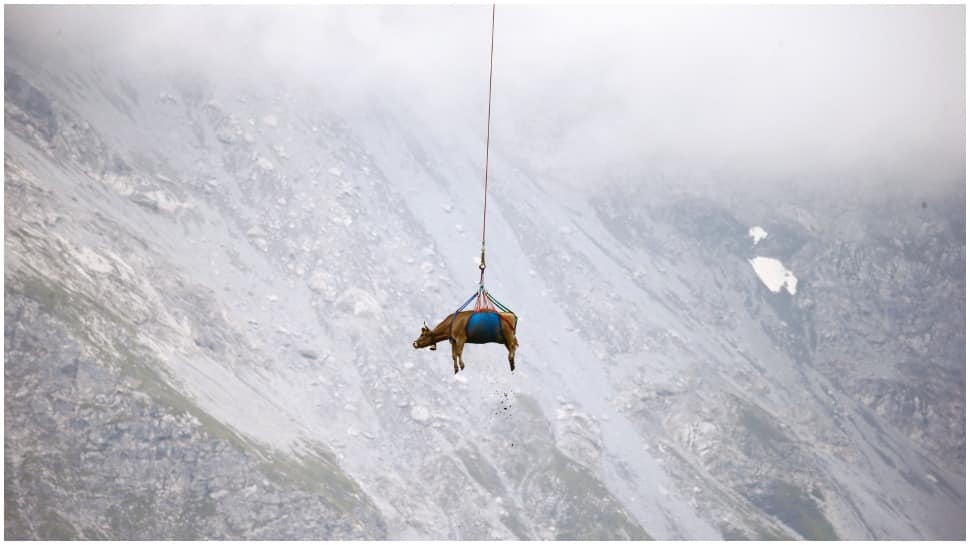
[412,321,437,351]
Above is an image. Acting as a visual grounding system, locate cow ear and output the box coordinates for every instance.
[423,321,429,330]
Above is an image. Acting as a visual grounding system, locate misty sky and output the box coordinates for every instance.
[6,5,966,195]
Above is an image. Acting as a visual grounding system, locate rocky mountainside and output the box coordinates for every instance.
[4,15,964,540]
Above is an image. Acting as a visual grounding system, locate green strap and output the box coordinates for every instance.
[485,291,516,318]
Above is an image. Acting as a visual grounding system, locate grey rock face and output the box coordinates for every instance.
[589,187,964,539]
[4,295,386,540]
[800,204,965,473]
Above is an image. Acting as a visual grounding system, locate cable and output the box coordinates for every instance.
[479,3,496,286]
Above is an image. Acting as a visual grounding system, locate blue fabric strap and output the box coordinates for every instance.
[449,291,480,342]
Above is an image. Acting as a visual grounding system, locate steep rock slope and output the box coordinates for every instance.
[4,25,964,540]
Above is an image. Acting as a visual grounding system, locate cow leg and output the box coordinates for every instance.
[450,339,459,374]
[500,322,517,373]
[506,337,516,372]
[455,338,466,371]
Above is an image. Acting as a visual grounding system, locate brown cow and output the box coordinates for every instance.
[412,311,518,374]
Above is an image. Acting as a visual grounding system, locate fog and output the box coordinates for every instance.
[6,4,965,196]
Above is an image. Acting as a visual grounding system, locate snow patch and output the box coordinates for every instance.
[749,256,798,294]
[260,114,278,127]
[748,226,768,245]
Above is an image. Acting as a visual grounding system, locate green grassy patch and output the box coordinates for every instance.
[9,273,376,520]
[260,443,369,513]
[752,480,837,540]
[739,405,789,447]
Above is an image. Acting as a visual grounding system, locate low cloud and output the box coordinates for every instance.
[6,5,965,197]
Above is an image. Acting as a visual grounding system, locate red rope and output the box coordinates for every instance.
[479,3,496,286]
